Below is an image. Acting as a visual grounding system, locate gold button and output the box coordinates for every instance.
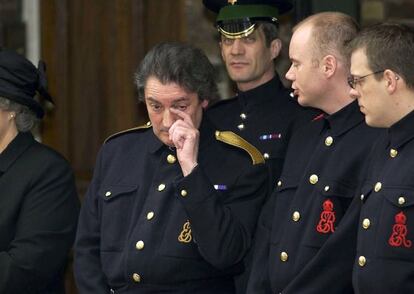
[398,197,406,205]
[309,174,319,185]
[324,186,330,192]
[292,211,300,222]
[374,182,382,192]
[280,251,288,262]
[362,218,371,229]
[180,189,188,197]
[105,191,112,197]
[240,113,247,120]
[360,194,365,201]
[358,256,366,267]
[390,149,398,158]
[325,136,334,146]
[167,154,176,164]
[146,121,151,126]
[277,180,282,187]
[135,240,144,250]
[158,184,166,191]
[237,123,245,130]
[263,153,270,159]
[146,211,154,220]
[132,273,141,283]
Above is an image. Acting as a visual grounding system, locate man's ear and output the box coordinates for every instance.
[384,69,399,94]
[201,99,209,109]
[270,38,282,60]
[322,55,337,78]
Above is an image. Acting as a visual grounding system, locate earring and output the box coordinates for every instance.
[396,76,400,80]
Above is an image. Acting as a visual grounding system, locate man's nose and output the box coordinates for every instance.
[285,64,295,81]
[162,109,176,128]
[230,39,244,55]
[349,87,360,100]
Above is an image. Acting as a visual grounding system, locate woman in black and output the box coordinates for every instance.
[0,49,79,293]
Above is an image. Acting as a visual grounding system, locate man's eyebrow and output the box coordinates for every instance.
[145,97,189,103]
[145,97,159,103]
[171,98,189,103]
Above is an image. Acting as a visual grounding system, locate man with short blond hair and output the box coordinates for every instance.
[247,12,381,294]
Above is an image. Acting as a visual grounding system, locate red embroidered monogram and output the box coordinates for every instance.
[388,211,412,248]
[316,199,336,233]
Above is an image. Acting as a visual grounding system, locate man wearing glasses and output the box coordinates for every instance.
[247,12,381,294]
[349,23,414,294]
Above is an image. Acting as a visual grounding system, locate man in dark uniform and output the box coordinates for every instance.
[247,12,382,294]
[348,23,414,294]
[203,0,317,185]
[74,42,268,293]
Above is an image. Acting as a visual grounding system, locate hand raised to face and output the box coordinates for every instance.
[168,108,200,176]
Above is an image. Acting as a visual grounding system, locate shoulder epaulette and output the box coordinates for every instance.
[215,131,264,165]
[104,121,152,143]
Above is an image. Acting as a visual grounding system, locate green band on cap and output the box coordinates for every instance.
[217,5,279,22]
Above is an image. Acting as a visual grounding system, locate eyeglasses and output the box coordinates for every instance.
[347,70,384,89]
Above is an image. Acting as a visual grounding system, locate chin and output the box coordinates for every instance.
[229,71,251,82]
[155,132,173,146]
[297,96,309,107]
[162,139,174,147]
[365,117,382,128]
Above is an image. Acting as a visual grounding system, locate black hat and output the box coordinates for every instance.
[0,48,54,118]
[203,0,293,39]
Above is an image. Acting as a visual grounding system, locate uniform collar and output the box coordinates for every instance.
[147,129,166,154]
[388,109,414,149]
[0,132,35,173]
[237,75,289,108]
[324,100,365,137]
[199,115,217,151]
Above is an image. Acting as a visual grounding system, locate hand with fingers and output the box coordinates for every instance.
[169,108,200,176]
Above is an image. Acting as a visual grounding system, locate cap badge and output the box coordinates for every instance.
[228,0,237,4]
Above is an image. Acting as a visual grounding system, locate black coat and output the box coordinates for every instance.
[248,101,382,294]
[207,76,318,293]
[0,132,79,294]
[74,118,268,293]
[207,76,318,185]
[353,110,414,294]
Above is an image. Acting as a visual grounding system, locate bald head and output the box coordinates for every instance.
[293,12,359,67]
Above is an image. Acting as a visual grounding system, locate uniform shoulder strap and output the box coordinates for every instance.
[215,130,264,165]
[104,121,152,143]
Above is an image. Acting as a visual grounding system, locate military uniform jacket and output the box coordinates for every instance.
[74,118,268,293]
[247,101,381,294]
[207,76,317,184]
[353,110,414,294]
[0,132,79,294]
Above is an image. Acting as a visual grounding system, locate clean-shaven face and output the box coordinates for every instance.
[220,27,277,91]
[285,24,326,108]
[349,49,390,127]
[144,76,208,146]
